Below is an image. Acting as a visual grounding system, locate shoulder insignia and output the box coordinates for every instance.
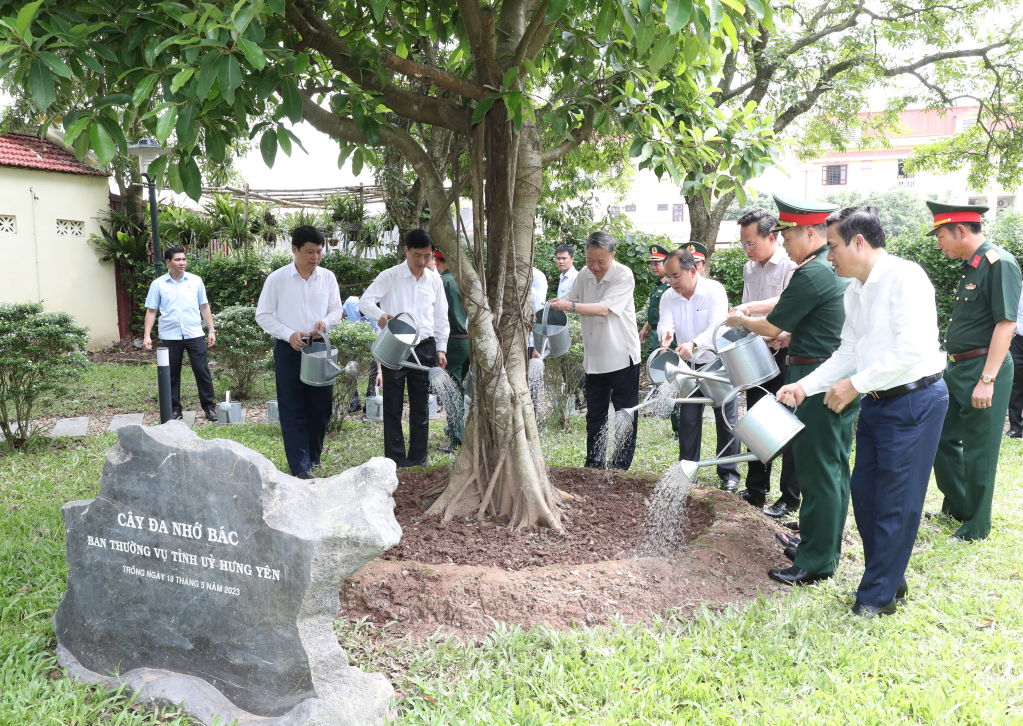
[971,255,981,268]
[986,249,1001,264]
[796,254,818,269]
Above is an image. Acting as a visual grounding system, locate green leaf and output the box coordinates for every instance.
[89,121,115,164]
[267,0,284,13]
[721,14,738,51]
[472,96,497,124]
[502,67,518,90]
[277,127,292,156]
[76,53,105,75]
[260,128,277,167]
[544,0,571,23]
[648,33,675,74]
[595,1,615,43]
[637,0,652,14]
[36,51,73,79]
[176,102,197,147]
[522,58,539,79]
[205,126,226,164]
[665,0,693,35]
[218,54,242,104]
[683,32,700,65]
[718,0,745,13]
[256,70,279,100]
[16,0,44,35]
[337,144,354,169]
[709,0,723,27]
[132,74,160,106]
[293,51,310,75]
[93,94,132,109]
[179,156,202,201]
[170,67,194,93]
[593,110,608,129]
[95,114,128,155]
[280,78,303,123]
[745,0,765,19]
[167,156,183,193]
[369,0,387,22]
[351,147,364,177]
[236,38,265,70]
[156,107,179,144]
[628,136,645,158]
[147,155,168,188]
[27,59,55,110]
[196,53,222,99]
[361,117,380,145]
[63,116,91,146]
[636,18,655,55]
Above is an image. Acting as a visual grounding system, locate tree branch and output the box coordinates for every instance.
[380,50,482,100]
[457,0,502,86]
[540,115,594,164]
[879,42,1010,78]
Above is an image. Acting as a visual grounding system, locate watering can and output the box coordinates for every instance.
[646,348,700,398]
[217,391,242,425]
[365,395,384,422]
[533,302,571,360]
[299,332,343,387]
[267,399,280,424]
[371,312,432,372]
[709,320,779,390]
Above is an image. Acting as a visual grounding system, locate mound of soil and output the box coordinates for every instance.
[341,467,792,638]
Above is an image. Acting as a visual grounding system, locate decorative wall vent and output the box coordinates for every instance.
[56,219,84,236]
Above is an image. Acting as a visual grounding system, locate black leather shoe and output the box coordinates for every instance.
[437,445,456,454]
[203,406,218,422]
[851,599,897,618]
[768,565,832,586]
[896,582,908,605]
[721,479,739,494]
[171,412,184,421]
[783,544,797,562]
[1006,429,1022,439]
[775,532,801,547]
[295,471,314,480]
[738,489,766,508]
[764,500,797,518]
[783,520,800,532]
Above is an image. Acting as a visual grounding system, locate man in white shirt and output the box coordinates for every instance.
[777,206,948,617]
[550,232,642,469]
[555,245,579,299]
[143,246,218,421]
[729,210,800,516]
[255,226,344,479]
[657,249,740,490]
[360,229,449,467]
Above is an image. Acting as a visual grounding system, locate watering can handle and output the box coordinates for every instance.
[710,319,731,355]
[394,311,422,344]
[541,300,552,335]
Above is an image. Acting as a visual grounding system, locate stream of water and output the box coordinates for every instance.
[428,367,464,425]
[640,461,697,555]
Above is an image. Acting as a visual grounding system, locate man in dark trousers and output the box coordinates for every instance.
[1003,296,1023,438]
[726,193,856,587]
[779,205,948,617]
[930,201,1021,541]
[433,248,470,451]
[729,210,800,517]
[255,226,344,479]
[143,246,218,421]
[360,229,449,468]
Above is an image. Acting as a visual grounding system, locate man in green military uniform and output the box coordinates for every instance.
[639,244,670,357]
[434,249,471,451]
[725,194,857,586]
[930,202,1021,541]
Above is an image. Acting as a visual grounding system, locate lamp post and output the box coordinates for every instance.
[126,138,169,277]
[127,139,173,423]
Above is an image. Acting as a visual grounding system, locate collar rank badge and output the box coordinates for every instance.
[971,255,981,268]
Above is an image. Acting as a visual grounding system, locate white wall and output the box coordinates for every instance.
[0,167,118,350]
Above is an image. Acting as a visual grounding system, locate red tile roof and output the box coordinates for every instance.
[0,133,108,177]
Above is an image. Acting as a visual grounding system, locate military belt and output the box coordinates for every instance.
[866,371,944,401]
[786,355,831,366]
[947,347,989,363]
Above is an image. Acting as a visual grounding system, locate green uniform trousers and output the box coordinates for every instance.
[444,338,471,447]
[788,362,859,575]
[933,354,1012,541]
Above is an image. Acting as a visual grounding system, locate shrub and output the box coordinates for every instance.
[328,320,379,431]
[708,244,748,307]
[209,306,273,400]
[0,302,89,446]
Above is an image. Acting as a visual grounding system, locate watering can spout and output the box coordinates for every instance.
[664,361,732,386]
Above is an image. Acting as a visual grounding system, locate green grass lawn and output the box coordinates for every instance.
[4,363,1023,724]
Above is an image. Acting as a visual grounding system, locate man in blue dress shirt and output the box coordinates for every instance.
[143,247,218,421]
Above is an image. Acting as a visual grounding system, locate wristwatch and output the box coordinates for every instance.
[571,302,577,313]
[981,374,997,384]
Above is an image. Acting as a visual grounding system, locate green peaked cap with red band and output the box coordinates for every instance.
[648,244,669,261]
[772,193,838,231]
[924,200,988,237]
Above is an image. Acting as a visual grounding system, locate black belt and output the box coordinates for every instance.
[449,334,469,339]
[867,371,944,400]
[786,355,830,365]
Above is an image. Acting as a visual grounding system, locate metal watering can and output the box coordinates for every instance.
[365,395,384,422]
[371,312,432,372]
[217,391,242,425]
[299,332,342,387]
[709,320,779,390]
[533,302,571,360]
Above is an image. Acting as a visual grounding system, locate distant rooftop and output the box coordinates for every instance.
[0,133,108,177]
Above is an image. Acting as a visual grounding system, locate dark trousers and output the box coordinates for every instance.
[677,362,740,482]
[164,336,216,415]
[852,380,948,607]
[273,340,333,475]
[585,362,640,470]
[1007,334,1023,432]
[382,338,437,467]
[349,361,379,408]
[743,349,800,505]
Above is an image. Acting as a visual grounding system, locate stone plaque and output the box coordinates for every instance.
[55,421,401,725]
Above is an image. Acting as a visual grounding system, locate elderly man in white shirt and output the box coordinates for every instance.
[550,232,642,469]
[777,206,948,618]
[729,209,800,516]
[360,229,449,468]
[657,248,741,490]
[256,226,344,479]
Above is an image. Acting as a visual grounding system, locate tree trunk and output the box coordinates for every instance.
[426,114,562,530]
[685,189,736,256]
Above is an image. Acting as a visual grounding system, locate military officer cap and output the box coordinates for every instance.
[772,193,839,231]
[648,244,669,261]
[925,200,988,237]
[433,249,445,260]
[680,242,708,261]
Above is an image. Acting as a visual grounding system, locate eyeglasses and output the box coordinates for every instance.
[666,274,686,282]
[741,240,760,250]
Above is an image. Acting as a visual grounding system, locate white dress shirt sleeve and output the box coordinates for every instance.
[656,293,674,340]
[692,284,729,352]
[358,270,389,323]
[799,317,858,397]
[255,273,293,342]
[434,272,450,353]
[322,271,345,330]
